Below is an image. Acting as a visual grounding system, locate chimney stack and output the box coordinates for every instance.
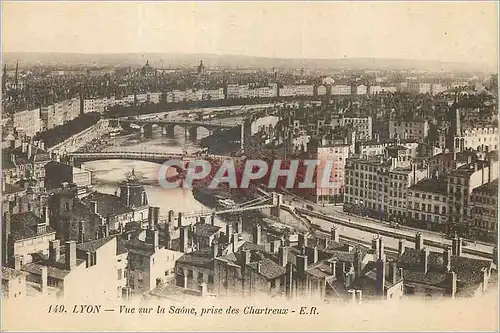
[49,240,60,262]
[89,201,98,215]
[447,271,457,298]
[237,216,243,233]
[40,266,48,294]
[210,213,215,225]
[78,220,85,243]
[421,248,429,274]
[457,237,463,257]
[256,261,262,274]
[64,241,77,270]
[298,233,308,248]
[278,245,288,267]
[168,210,174,223]
[13,255,22,270]
[389,260,398,285]
[148,207,154,229]
[179,226,188,252]
[226,223,233,240]
[296,255,308,277]
[253,224,261,245]
[313,246,319,264]
[27,143,32,159]
[415,232,424,250]
[330,226,339,242]
[177,212,183,228]
[244,249,251,265]
[398,239,405,256]
[347,289,356,302]
[444,247,451,272]
[164,223,171,249]
[356,290,363,303]
[153,207,160,225]
[376,259,386,297]
[481,268,488,293]
[211,240,219,258]
[43,206,49,225]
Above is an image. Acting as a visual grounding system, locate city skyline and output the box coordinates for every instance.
[2,2,498,68]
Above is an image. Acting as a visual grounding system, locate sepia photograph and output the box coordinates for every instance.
[1,1,499,331]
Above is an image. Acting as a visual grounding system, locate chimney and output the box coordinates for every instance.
[164,223,171,249]
[330,226,339,242]
[457,237,463,257]
[177,212,183,228]
[64,241,77,270]
[168,210,174,223]
[420,248,429,273]
[298,233,308,248]
[347,289,356,303]
[148,207,154,229]
[3,212,11,266]
[353,249,362,278]
[376,259,386,297]
[296,255,308,277]
[211,240,219,258]
[415,232,424,250]
[278,245,288,267]
[493,246,497,266]
[152,229,159,249]
[253,224,261,245]
[237,216,243,234]
[27,143,33,159]
[210,213,215,225]
[40,266,48,294]
[42,206,49,225]
[355,290,363,303]
[398,239,405,256]
[447,271,457,298]
[78,220,85,243]
[199,283,207,297]
[389,260,398,284]
[179,226,188,252]
[2,177,5,192]
[452,235,458,256]
[21,142,27,153]
[372,236,380,260]
[481,268,489,293]
[13,255,22,270]
[49,240,60,262]
[86,252,92,267]
[226,223,233,240]
[444,247,451,272]
[256,261,262,274]
[313,246,319,264]
[330,260,337,276]
[89,201,98,215]
[244,249,251,265]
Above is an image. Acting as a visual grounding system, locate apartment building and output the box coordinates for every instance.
[407,178,449,229]
[470,179,498,238]
[344,146,428,220]
[12,107,41,138]
[389,119,429,143]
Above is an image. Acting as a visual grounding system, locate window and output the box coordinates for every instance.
[271,279,276,288]
[117,269,122,280]
[187,270,193,278]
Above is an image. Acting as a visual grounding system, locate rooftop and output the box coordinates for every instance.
[194,223,221,238]
[472,179,498,196]
[10,212,55,241]
[2,267,28,280]
[81,191,133,217]
[409,178,448,195]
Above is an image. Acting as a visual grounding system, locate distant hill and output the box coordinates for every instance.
[2,52,495,73]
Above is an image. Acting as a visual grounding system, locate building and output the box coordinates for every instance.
[317,85,327,96]
[357,138,418,158]
[470,180,498,238]
[2,267,28,299]
[12,108,41,138]
[407,178,449,230]
[81,192,136,231]
[2,208,56,267]
[116,170,149,221]
[125,219,183,295]
[447,158,498,227]
[454,126,498,153]
[341,115,373,141]
[344,146,428,221]
[397,234,493,298]
[331,85,351,95]
[308,139,350,204]
[22,237,126,300]
[44,161,91,191]
[389,120,429,143]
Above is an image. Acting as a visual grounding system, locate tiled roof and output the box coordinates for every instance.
[177,248,214,269]
[22,255,86,280]
[194,223,221,238]
[2,267,27,280]
[81,192,133,217]
[247,259,286,280]
[473,179,498,196]
[10,212,55,241]
[409,178,448,195]
[2,182,24,195]
[76,236,115,253]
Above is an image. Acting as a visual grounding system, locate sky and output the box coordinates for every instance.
[2,1,498,66]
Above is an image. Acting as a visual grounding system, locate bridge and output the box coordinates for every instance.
[161,192,284,227]
[109,117,244,142]
[66,151,235,168]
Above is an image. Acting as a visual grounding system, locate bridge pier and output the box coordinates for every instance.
[141,124,153,139]
[188,126,198,141]
[270,193,283,218]
[163,124,175,137]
